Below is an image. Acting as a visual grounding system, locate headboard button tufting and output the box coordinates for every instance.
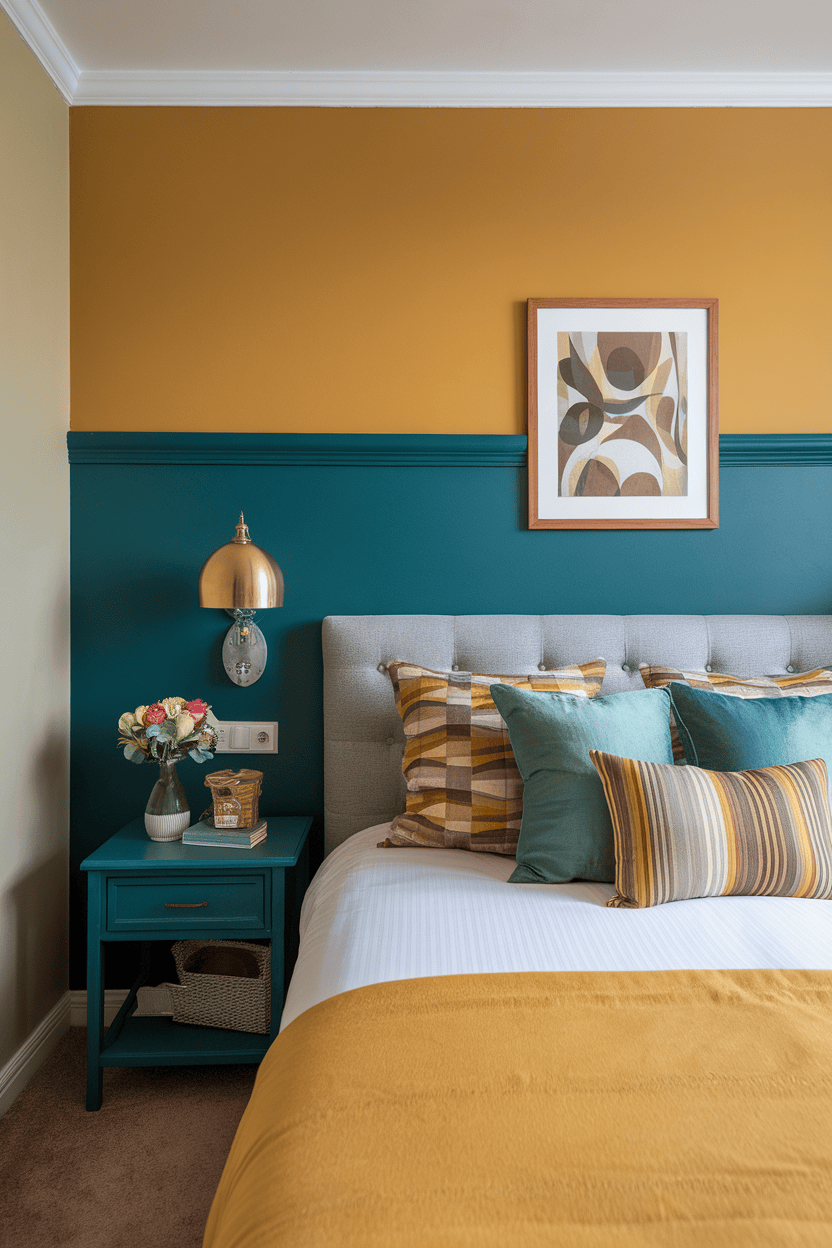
[787,665,795,673]
[321,613,832,858]
[706,664,713,672]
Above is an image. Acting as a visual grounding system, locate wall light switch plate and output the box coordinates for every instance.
[213,721,278,753]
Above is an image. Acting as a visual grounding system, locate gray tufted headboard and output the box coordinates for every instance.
[322,615,832,856]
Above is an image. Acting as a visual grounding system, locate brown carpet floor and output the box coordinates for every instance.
[0,1028,256,1248]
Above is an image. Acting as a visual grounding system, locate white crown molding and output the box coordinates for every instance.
[72,68,832,108]
[2,2,830,109]
[1,0,78,103]
[0,991,70,1118]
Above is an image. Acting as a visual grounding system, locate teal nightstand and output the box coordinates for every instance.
[81,815,312,1111]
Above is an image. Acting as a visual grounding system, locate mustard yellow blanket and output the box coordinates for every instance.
[204,970,832,1247]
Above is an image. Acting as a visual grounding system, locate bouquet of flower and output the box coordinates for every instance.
[118,697,217,765]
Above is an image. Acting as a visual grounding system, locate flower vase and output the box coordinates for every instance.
[144,758,191,841]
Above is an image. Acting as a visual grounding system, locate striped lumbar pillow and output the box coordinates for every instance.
[381,659,606,854]
[590,749,832,909]
[639,665,832,760]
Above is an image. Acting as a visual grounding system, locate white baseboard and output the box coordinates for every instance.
[0,991,72,1117]
[69,989,130,1027]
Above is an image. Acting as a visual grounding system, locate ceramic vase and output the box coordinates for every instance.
[144,757,190,841]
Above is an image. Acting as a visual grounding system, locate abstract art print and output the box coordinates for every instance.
[528,299,718,529]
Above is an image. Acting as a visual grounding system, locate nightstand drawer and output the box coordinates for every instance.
[106,875,267,932]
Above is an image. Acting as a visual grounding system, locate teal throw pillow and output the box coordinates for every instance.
[489,685,674,884]
[669,683,832,783]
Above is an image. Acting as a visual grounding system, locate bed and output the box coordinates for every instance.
[204,615,832,1247]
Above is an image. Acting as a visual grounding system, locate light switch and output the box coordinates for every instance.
[230,725,251,749]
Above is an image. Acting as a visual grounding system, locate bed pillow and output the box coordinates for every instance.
[489,685,673,883]
[380,658,606,855]
[639,664,832,760]
[591,749,832,908]
[668,682,832,790]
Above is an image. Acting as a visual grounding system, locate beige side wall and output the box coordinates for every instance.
[0,13,69,1077]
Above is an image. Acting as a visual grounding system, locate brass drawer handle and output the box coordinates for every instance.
[164,901,209,908]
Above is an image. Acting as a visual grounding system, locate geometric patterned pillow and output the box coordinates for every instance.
[591,750,832,908]
[379,659,606,855]
[639,665,832,761]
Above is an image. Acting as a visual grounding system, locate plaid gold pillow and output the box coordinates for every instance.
[381,659,606,855]
[639,664,832,761]
[592,750,832,909]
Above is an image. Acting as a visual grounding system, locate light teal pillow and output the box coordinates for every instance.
[489,685,674,884]
[669,683,832,781]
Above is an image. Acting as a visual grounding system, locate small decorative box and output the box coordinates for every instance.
[203,768,263,829]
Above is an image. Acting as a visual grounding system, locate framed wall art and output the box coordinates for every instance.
[527,298,718,529]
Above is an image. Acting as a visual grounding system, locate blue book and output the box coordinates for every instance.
[182,818,267,848]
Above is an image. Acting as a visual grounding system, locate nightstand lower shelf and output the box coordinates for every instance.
[100,1016,270,1065]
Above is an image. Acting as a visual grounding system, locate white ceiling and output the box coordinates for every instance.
[3,0,832,106]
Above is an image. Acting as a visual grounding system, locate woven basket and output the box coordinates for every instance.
[168,939,270,1034]
[203,769,263,829]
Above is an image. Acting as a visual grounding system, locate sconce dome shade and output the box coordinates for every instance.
[198,515,284,610]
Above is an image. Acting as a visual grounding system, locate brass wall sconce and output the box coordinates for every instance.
[198,514,284,686]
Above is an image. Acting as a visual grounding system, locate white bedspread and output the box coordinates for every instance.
[280,823,832,1030]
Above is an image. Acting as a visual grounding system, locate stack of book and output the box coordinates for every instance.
[182,818,268,849]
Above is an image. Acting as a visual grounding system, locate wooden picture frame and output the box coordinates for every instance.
[528,298,718,529]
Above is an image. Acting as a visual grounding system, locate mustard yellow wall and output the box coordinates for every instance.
[70,108,831,434]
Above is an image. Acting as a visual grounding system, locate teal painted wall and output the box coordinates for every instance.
[69,434,832,986]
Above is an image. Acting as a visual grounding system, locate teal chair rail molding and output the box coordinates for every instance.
[717,435,832,466]
[66,432,832,468]
[66,432,528,467]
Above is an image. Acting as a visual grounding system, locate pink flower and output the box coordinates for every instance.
[144,703,166,725]
[186,699,209,721]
